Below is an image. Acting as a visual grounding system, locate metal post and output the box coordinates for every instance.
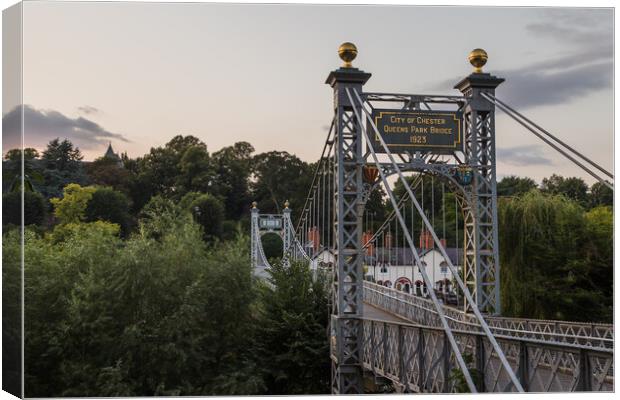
[443,333,451,392]
[454,54,504,315]
[578,348,592,391]
[382,322,388,375]
[476,335,486,392]
[282,201,291,267]
[418,327,426,391]
[517,340,528,392]
[398,325,406,392]
[325,43,371,394]
[250,202,259,270]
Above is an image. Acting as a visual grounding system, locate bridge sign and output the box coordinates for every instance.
[259,215,282,230]
[369,109,462,153]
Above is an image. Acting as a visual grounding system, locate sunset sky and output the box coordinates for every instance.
[3,2,613,185]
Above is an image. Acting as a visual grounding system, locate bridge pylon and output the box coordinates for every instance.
[325,42,371,394]
[454,51,504,315]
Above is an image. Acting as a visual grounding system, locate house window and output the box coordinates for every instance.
[440,261,448,274]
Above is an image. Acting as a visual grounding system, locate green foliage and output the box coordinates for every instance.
[3,190,47,226]
[589,181,613,208]
[261,232,283,260]
[18,204,263,396]
[497,175,537,197]
[137,135,211,198]
[541,174,588,205]
[85,157,132,194]
[42,138,84,171]
[251,151,312,216]
[187,193,225,241]
[3,147,43,192]
[50,183,97,224]
[255,261,330,394]
[448,353,482,393]
[85,187,132,234]
[499,190,611,322]
[2,229,22,395]
[211,142,255,219]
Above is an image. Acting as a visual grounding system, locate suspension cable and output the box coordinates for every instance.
[485,93,613,180]
[481,93,613,190]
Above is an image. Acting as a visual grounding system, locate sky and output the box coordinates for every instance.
[2,2,614,185]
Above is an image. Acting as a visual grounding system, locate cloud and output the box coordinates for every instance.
[2,105,129,152]
[77,105,100,115]
[431,11,612,110]
[497,145,553,167]
[526,9,612,46]
[494,60,612,110]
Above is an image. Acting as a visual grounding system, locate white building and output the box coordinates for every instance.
[364,246,463,298]
[310,248,335,271]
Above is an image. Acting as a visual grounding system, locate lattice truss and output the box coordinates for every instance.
[363,281,614,392]
[331,104,365,394]
[462,108,500,314]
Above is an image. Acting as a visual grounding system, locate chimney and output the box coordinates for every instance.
[362,231,375,256]
[307,226,320,254]
[419,229,433,250]
[440,238,447,248]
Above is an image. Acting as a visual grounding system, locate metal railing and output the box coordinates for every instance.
[363,281,614,350]
[357,317,613,393]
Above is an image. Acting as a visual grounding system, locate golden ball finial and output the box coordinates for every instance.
[284,200,290,209]
[338,42,358,68]
[252,201,257,209]
[468,48,488,73]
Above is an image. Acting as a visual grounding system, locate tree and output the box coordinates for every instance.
[541,174,588,205]
[499,190,610,322]
[582,206,613,320]
[2,191,47,226]
[42,138,83,171]
[177,145,214,194]
[188,193,225,242]
[85,187,133,235]
[254,261,330,394]
[211,142,255,220]
[137,135,210,198]
[85,157,132,194]
[50,183,97,224]
[261,233,283,260]
[3,147,43,192]
[589,181,613,208]
[497,176,537,197]
[251,151,312,215]
[38,139,89,199]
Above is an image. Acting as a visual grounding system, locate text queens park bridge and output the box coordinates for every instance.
[250,44,614,394]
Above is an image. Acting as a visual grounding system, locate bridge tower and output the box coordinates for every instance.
[325,43,371,394]
[250,201,295,276]
[454,50,504,315]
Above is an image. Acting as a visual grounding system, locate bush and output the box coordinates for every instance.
[260,233,283,260]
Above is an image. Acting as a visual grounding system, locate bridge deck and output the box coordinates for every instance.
[363,303,408,323]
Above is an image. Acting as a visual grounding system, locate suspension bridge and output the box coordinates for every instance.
[250,44,614,394]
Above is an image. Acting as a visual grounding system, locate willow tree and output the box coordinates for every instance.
[498,190,611,322]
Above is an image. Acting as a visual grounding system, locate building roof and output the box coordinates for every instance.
[365,247,463,266]
[104,142,121,161]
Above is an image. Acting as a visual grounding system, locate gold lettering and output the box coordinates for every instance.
[409,135,427,144]
[430,127,452,134]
